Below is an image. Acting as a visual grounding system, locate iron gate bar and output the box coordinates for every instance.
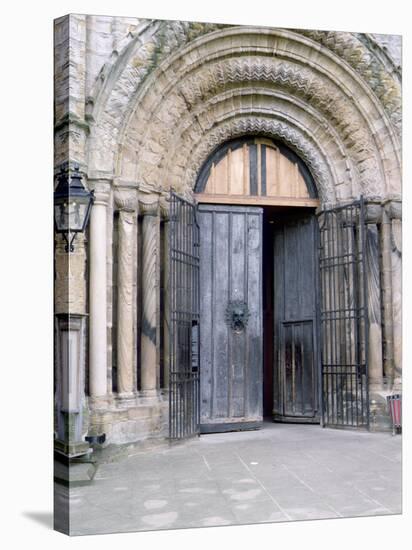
[169,192,200,440]
[318,197,369,429]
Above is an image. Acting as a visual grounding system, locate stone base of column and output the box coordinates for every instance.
[88,395,113,410]
[369,390,393,432]
[116,391,136,401]
[392,375,402,392]
[88,397,168,446]
[54,438,92,459]
[54,450,97,488]
[140,389,159,404]
[369,380,385,393]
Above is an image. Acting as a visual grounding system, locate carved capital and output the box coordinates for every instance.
[88,180,111,206]
[364,202,382,224]
[159,198,170,221]
[384,199,402,221]
[139,200,159,217]
[391,219,402,256]
[114,189,138,213]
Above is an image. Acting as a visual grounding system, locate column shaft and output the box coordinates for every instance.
[89,185,109,397]
[380,210,394,385]
[117,208,135,396]
[162,218,170,390]
[366,223,383,390]
[391,218,402,389]
[140,207,159,395]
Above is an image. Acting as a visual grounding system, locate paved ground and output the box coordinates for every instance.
[56,423,402,535]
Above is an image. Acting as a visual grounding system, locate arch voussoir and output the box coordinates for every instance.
[86,25,401,204]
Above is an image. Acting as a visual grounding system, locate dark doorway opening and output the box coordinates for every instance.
[262,208,275,418]
[263,206,320,424]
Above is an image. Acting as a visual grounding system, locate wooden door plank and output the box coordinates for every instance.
[230,212,247,418]
[198,210,214,423]
[213,211,230,418]
[246,212,263,419]
[230,147,246,195]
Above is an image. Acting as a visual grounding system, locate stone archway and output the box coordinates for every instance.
[86,26,401,205]
[80,22,402,443]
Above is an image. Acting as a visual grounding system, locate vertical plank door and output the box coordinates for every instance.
[273,212,320,422]
[197,204,263,432]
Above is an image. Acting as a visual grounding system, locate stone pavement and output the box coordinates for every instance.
[56,423,402,535]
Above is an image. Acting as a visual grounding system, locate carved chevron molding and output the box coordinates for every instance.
[130,55,387,197]
[85,24,400,203]
[295,30,401,130]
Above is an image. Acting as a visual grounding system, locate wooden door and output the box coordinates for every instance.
[273,212,320,422]
[197,204,263,432]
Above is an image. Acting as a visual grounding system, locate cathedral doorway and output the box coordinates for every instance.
[168,137,370,439]
[195,137,320,433]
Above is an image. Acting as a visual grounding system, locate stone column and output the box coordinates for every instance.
[365,204,383,391]
[380,207,394,386]
[89,181,111,398]
[160,202,170,390]
[140,201,160,397]
[114,190,138,398]
[390,202,402,390]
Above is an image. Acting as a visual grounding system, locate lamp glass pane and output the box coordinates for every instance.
[54,202,70,232]
[68,201,88,231]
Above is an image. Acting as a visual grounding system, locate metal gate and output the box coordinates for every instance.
[318,197,369,428]
[169,192,200,439]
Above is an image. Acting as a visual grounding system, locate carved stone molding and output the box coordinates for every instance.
[86,26,400,200]
[139,200,159,217]
[384,199,402,220]
[126,54,391,198]
[88,180,111,205]
[140,210,159,393]
[114,189,138,212]
[391,219,402,256]
[159,198,170,221]
[89,23,400,138]
[116,198,136,396]
[365,202,383,224]
[366,223,384,387]
[297,30,401,130]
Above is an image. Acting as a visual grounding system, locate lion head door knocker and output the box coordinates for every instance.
[226,300,250,334]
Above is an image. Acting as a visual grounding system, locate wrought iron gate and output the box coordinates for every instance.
[169,192,200,439]
[318,197,369,428]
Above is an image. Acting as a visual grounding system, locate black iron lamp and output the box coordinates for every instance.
[54,162,94,252]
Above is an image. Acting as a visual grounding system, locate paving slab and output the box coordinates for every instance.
[57,423,402,535]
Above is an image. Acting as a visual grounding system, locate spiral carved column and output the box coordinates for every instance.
[140,201,160,397]
[365,205,384,391]
[115,190,138,398]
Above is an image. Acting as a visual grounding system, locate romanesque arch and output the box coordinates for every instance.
[86,25,401,205]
